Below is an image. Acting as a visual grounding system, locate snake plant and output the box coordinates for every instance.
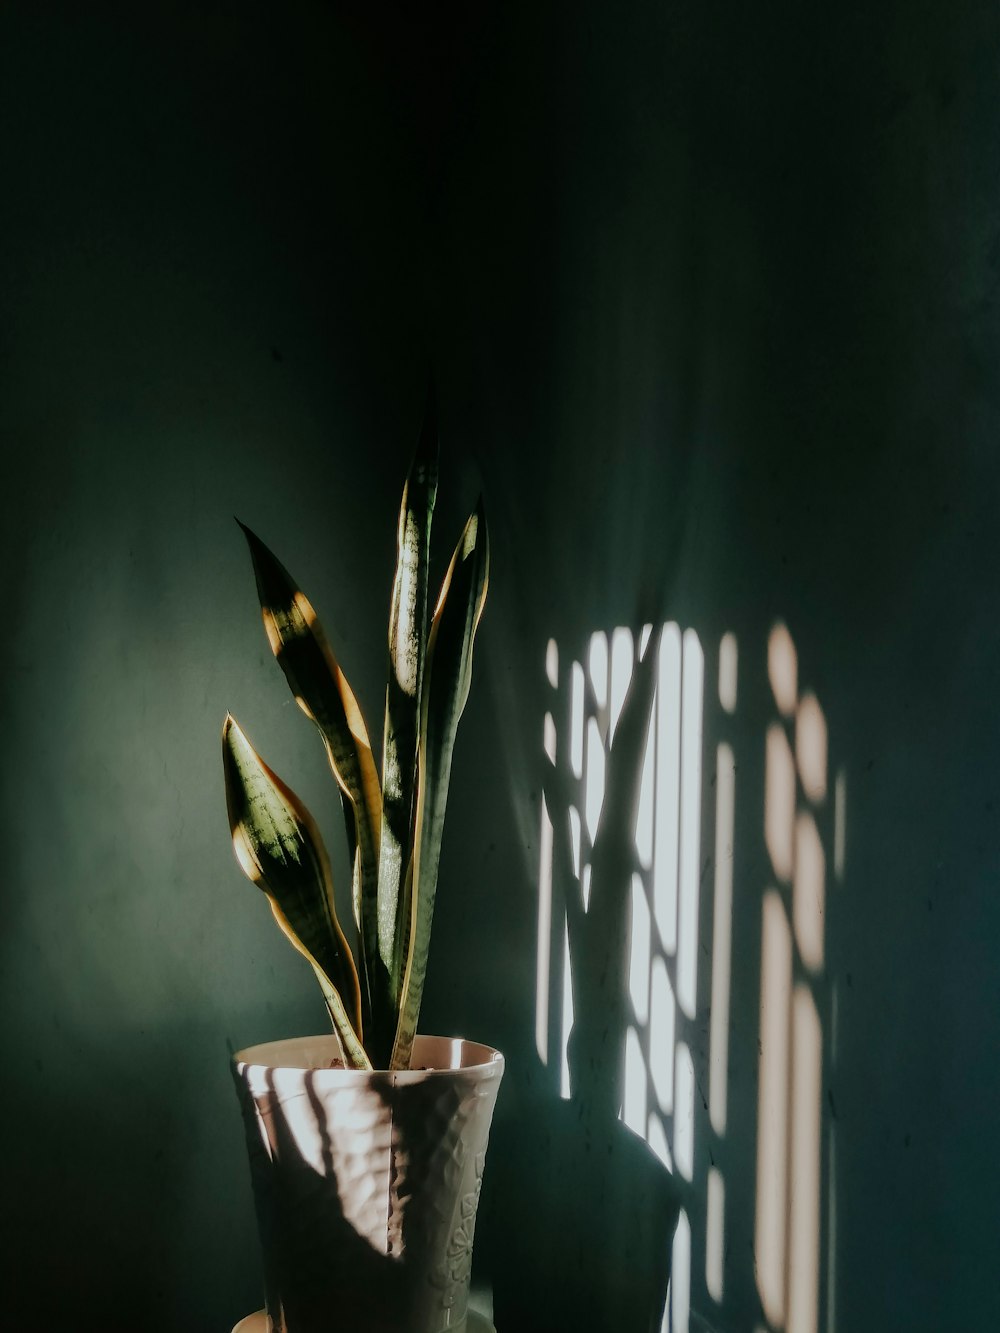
[222,395,489,1070]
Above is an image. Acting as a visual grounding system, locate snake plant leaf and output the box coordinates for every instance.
[566,630,659,1115]
[267,898,372,1072]
[391,499,489,1070]
[377,391,439,1028]
[222,713,370,1070]
[236,521,384,1031]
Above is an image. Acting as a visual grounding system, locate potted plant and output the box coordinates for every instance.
[222,393,503,1333]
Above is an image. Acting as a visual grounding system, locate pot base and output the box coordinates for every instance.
[232,1312,497,1333]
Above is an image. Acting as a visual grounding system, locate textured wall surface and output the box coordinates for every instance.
[2,3,999,1330]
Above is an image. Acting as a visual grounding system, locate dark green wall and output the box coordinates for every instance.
[2,2,999,1330]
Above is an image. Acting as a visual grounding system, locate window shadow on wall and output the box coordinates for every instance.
[483,618,845,1333]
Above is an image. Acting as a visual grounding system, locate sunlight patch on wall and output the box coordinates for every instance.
[768,621,797,717]
[570,661,585,779]
[546,637,559,689]
[794,813,825,974]
[589,630,609,710]
[654,625,683,954]
[765,724,796,883]
[796,693,827,804]
[788,985,822,1333]
[559,923,573,1100]
[674,1040,695,1182]
[756,889,792,1327]
[585,716,606,843]
[709,741,736,1138]
[706,1166,726,1304]
[536,621,708,1332]
[610,626,634,738]
[677,631,704,1020]
[568,806,581,879]
[543,711,556,764]
[536,620,840,1333]
[755,623,837,1333]
[719,631,738,715]
[673,1209,692,1333]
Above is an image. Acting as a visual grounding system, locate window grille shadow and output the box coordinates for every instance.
[483,627,684,1333]
[492,620,843,1333]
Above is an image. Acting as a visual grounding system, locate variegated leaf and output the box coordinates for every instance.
[236,522,385,1035]
[377,390,439,1047]
[222,714,370,1070]
[391,500,489,1069]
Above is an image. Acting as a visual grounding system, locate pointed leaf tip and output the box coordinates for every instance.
[237,521,383,1036]
[220,714,367,1063]
[462,501,488,561]
[390,491,490,1070]
[236,518,263,549]
[234,516,258,544]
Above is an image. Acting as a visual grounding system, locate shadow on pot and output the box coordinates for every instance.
[233,1035,503,1333]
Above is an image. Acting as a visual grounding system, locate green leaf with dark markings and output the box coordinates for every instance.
[222,714,370,1069]
[236,522,385,1037]
[376,391,439,1041]
[390,500,489,1070]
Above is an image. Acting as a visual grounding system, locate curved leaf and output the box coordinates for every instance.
[236,522,384,1033]
[377,390,439,1036]
[391,500,489,1069]
[222,714,370,1070]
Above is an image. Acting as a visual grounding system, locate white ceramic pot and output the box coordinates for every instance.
[233,1034,504,1333]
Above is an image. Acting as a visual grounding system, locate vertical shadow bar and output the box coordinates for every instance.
[787,985,822,1333]
[755,889,792,1327]
[677,629,704,1020]
[709,741,736,1138]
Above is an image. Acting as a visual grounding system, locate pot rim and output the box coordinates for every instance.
[233,1032,504,1082]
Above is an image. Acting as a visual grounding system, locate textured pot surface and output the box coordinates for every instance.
[233,1035,504,1333]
